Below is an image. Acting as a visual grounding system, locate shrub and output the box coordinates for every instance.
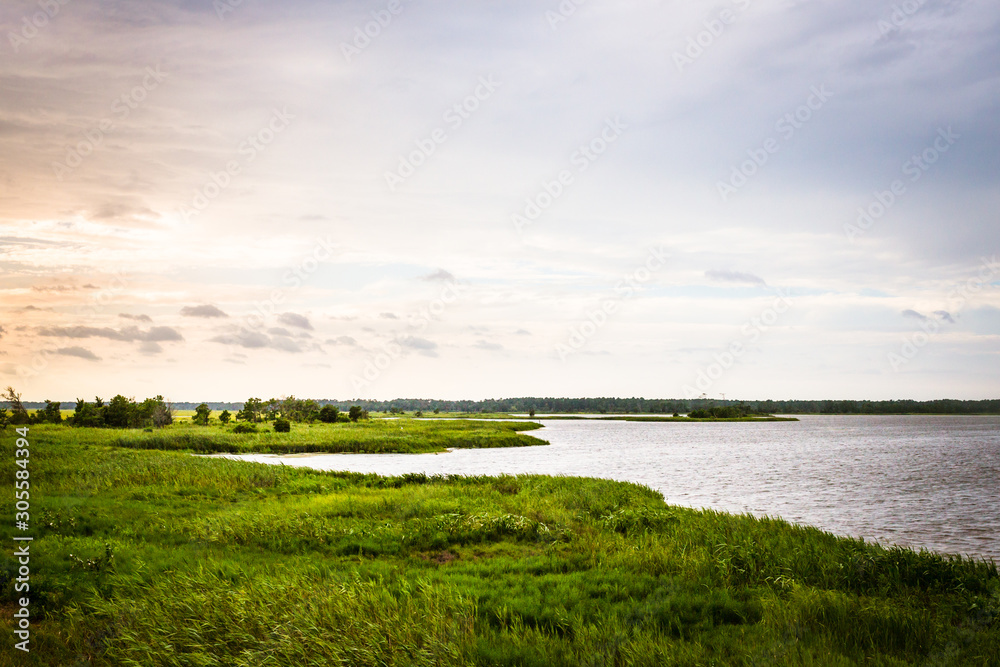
[232,423,258,434]
[273,418,291,433]
[318,405,339,423]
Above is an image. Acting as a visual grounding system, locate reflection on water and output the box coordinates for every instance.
[216,415,1000,562]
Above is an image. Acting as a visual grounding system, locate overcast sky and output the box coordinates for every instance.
[1,0,998,402]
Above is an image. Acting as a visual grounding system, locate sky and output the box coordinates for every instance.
[1,0,998,402]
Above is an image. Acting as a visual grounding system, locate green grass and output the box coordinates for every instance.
[99,418,547,454]
[2,424,998,666]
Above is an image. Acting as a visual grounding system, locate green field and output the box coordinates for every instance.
[104,419,545,454]
[2,423,998,665]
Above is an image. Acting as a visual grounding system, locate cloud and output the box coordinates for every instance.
[180,305,228,318]
[474,340,503,351]
[269,336,303,353]
[31,284,77,292]
[326,336,357,346]
[399,336,438,356]
[0,325,5,339]
[139,327,183,342]
[55,346,101,361]
[705,270,767,286]
[903,310,956,324]
[379,312,399,320]
[277,312,313,330]
[138,341,163,355]
[514,329,531,335]
[267,327,292,336]
[36,325,183,343]
[209,330,304,353]
[420,269,456,282]
[119,313,153,322]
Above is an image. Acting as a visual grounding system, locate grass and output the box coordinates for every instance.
[2,423,998,666]
[103,419,547,454]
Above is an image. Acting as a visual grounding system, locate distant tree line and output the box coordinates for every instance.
[5,388,998,430]
[288,397,1000,416]
[230,397,368,424]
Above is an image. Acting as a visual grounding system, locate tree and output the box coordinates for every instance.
[0,408,8,429]
[150,396,174,428]
[105,395,135,428]
[348,405,365,422]
[318,405,339,423]
[236,398,264,423]
[42,400,62,424]
[3,386,30,425]
[219,409,231,425]
[529,408,536,418]
[193,403,212,426]
[71,398,102,427]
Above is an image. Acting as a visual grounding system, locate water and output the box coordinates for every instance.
[217,415,1000,562]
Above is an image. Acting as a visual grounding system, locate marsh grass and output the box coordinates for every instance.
[2,424,998,665]
[108,418,546,454]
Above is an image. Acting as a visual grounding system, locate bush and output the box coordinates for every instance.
[318,405,339,423]
[232,423,258,434]
[273,418,291,433]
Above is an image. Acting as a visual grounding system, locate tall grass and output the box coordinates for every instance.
[107,419,545,454]
[1,424,998,665]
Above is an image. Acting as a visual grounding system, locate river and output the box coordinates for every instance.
[217,415,1000,562]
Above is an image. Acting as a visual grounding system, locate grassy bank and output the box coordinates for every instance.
[99,419,547,454]
[2,425,998,665]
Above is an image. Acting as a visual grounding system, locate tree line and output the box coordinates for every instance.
[290,397,1000,416]
[0,387,369,430]
[1,386,174,429]
[5,386,998,430]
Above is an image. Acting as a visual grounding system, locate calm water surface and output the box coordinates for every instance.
[219,415,1000,562]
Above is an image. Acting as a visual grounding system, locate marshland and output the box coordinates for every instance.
[2,415,999,665]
